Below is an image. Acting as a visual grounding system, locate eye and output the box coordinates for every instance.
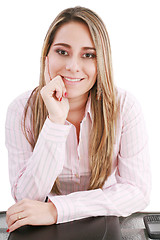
[56,49,68,56]
[82,53,96,59]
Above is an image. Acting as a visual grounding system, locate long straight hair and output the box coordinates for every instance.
[23,6,118,193]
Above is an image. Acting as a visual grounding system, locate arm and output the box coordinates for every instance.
[5,98,71,202]
[6,57,69,202]
[48,91,151,223]
[6,58,70,232]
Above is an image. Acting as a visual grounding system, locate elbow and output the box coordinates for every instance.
[137,182,151,212]
[141,195,150,211]
[137,171,152,211]
[141,190,151,210]
[11,185,22,202]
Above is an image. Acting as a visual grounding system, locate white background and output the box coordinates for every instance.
[0,0,160,211]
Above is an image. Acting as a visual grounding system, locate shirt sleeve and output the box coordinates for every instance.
[48,91,151,224]
[5,95,71,202]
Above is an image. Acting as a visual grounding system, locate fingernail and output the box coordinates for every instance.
[64,92,67,98]
[59,97,62,101]
[6,229,10,233]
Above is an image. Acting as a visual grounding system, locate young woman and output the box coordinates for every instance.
[5,6,151,232]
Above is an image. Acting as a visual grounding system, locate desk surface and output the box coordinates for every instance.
[1,212,160,240]
[8,216,122,240]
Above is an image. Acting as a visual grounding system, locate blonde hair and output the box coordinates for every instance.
[23,6,117,193]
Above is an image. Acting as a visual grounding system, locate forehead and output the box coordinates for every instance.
[53,21,95,48]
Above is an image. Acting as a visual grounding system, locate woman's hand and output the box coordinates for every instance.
[6,199,57,233]
[40,57,69,124]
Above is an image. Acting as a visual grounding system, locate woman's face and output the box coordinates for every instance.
[47,21,97,99]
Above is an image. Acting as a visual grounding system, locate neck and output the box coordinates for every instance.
[67,93,89,124]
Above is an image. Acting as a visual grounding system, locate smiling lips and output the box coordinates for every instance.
[62,76,84,84]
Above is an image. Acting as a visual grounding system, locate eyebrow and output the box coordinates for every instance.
[53,43,96,51]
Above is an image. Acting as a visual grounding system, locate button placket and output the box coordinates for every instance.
[75,173,79,178]
[70,125,80,182]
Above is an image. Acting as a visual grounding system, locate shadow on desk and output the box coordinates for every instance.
[8,216,122,240]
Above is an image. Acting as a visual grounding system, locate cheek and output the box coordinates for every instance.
[48,58,59,75]
[86,62,97,81]
[47,53,64,77]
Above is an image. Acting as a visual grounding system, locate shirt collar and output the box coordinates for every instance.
[84,94,93,122]
[65,94,93,126]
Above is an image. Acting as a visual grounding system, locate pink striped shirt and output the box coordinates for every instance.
[5,88,151,224]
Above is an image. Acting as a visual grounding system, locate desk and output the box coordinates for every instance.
[8,216,122,240]
[1,212,160,240]
[120,212,160,239]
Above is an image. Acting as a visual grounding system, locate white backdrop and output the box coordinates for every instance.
[0,0,160,211]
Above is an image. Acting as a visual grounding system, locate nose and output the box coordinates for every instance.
[65,56,80,73]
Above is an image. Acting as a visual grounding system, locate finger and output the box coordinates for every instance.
[56,89,67,101]
[6,202,24,224]
[52,76,67,99]
[48,76,65,101]
[63,88,67,98]
[6,207,27,227]
[52,75,65,87]
[9,217,29,233]
[7,211,25,228]
[6,198,29,225]
[55,90,63,101]
[41,81,61,100]
[41,74,66,102]
[49,82,63,101]
[44,56,51,84]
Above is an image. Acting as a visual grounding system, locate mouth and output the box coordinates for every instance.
[62,76,84,84]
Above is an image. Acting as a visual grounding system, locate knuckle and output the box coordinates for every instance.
[26,208,32,216]
[7,206,12,214]
[8,215,14,226]
[54,75,63,84]
[54,75,61,81]
[16,221,22,228]
[6,211,9,218]
[40,87,46,97]
[6,211,11,220]
[10,215,15,222]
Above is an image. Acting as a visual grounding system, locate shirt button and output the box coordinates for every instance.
[75,173,79,178]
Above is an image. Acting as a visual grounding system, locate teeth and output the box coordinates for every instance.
[64,77,82,82]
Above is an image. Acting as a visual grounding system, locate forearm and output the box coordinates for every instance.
[7,117,71,202]
[14,140,65,202]
[49,181,150,224]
